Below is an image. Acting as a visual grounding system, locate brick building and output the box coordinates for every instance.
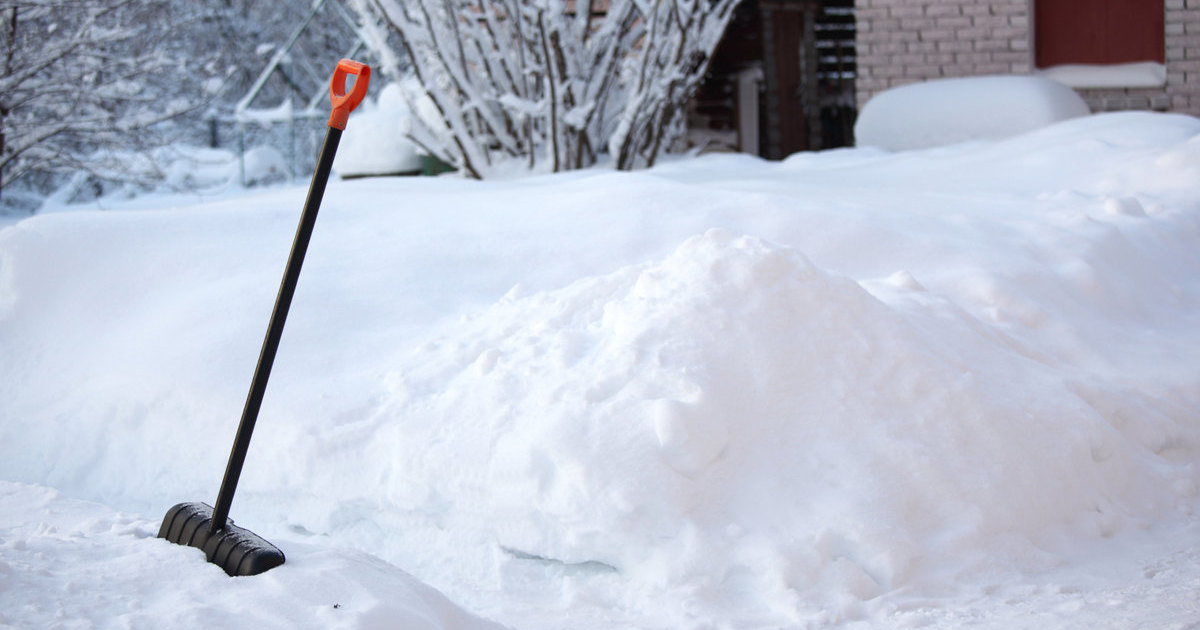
[693,1,1198,156]
[694,0,858,156]
[855,0,1200,115]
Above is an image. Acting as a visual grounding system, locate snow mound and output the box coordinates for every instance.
[855,75,1091,151]
[241,145,291,186]
[368,228,1181,619]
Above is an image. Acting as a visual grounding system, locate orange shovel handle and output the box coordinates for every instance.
[328,59,371,130]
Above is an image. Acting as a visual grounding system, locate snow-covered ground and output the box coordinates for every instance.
[2,111,1199,629]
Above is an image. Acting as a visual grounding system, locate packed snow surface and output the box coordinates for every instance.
[2,112,1200,628]
[855,75,1091,151]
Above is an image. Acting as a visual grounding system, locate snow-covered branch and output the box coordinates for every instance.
[0,0,223,198]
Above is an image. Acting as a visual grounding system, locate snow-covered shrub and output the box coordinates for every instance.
[333,83,423,178]
[350,0,739,178]
[854,76,1091,151]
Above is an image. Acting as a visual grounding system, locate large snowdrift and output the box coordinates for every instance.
[1,112,1199,629]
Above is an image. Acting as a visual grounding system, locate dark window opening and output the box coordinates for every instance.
[1035,0,1164,68]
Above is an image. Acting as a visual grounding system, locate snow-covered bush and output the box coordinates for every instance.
[333,83,423,178]
[854,75,1091,151]
[350,0,739,178]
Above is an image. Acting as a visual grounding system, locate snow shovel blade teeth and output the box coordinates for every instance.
[159,502,284,576]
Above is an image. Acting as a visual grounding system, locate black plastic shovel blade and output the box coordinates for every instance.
[159,502,285,576]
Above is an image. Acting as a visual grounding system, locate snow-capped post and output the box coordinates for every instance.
[158,59,370,578]
[349,0,739,178]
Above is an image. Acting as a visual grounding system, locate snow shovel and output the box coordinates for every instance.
[158,59,371,577]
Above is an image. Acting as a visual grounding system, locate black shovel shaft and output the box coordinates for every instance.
[210,126,343,533]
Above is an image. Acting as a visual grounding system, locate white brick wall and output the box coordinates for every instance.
[855,0,1200,117]
[855,0,1032,107]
